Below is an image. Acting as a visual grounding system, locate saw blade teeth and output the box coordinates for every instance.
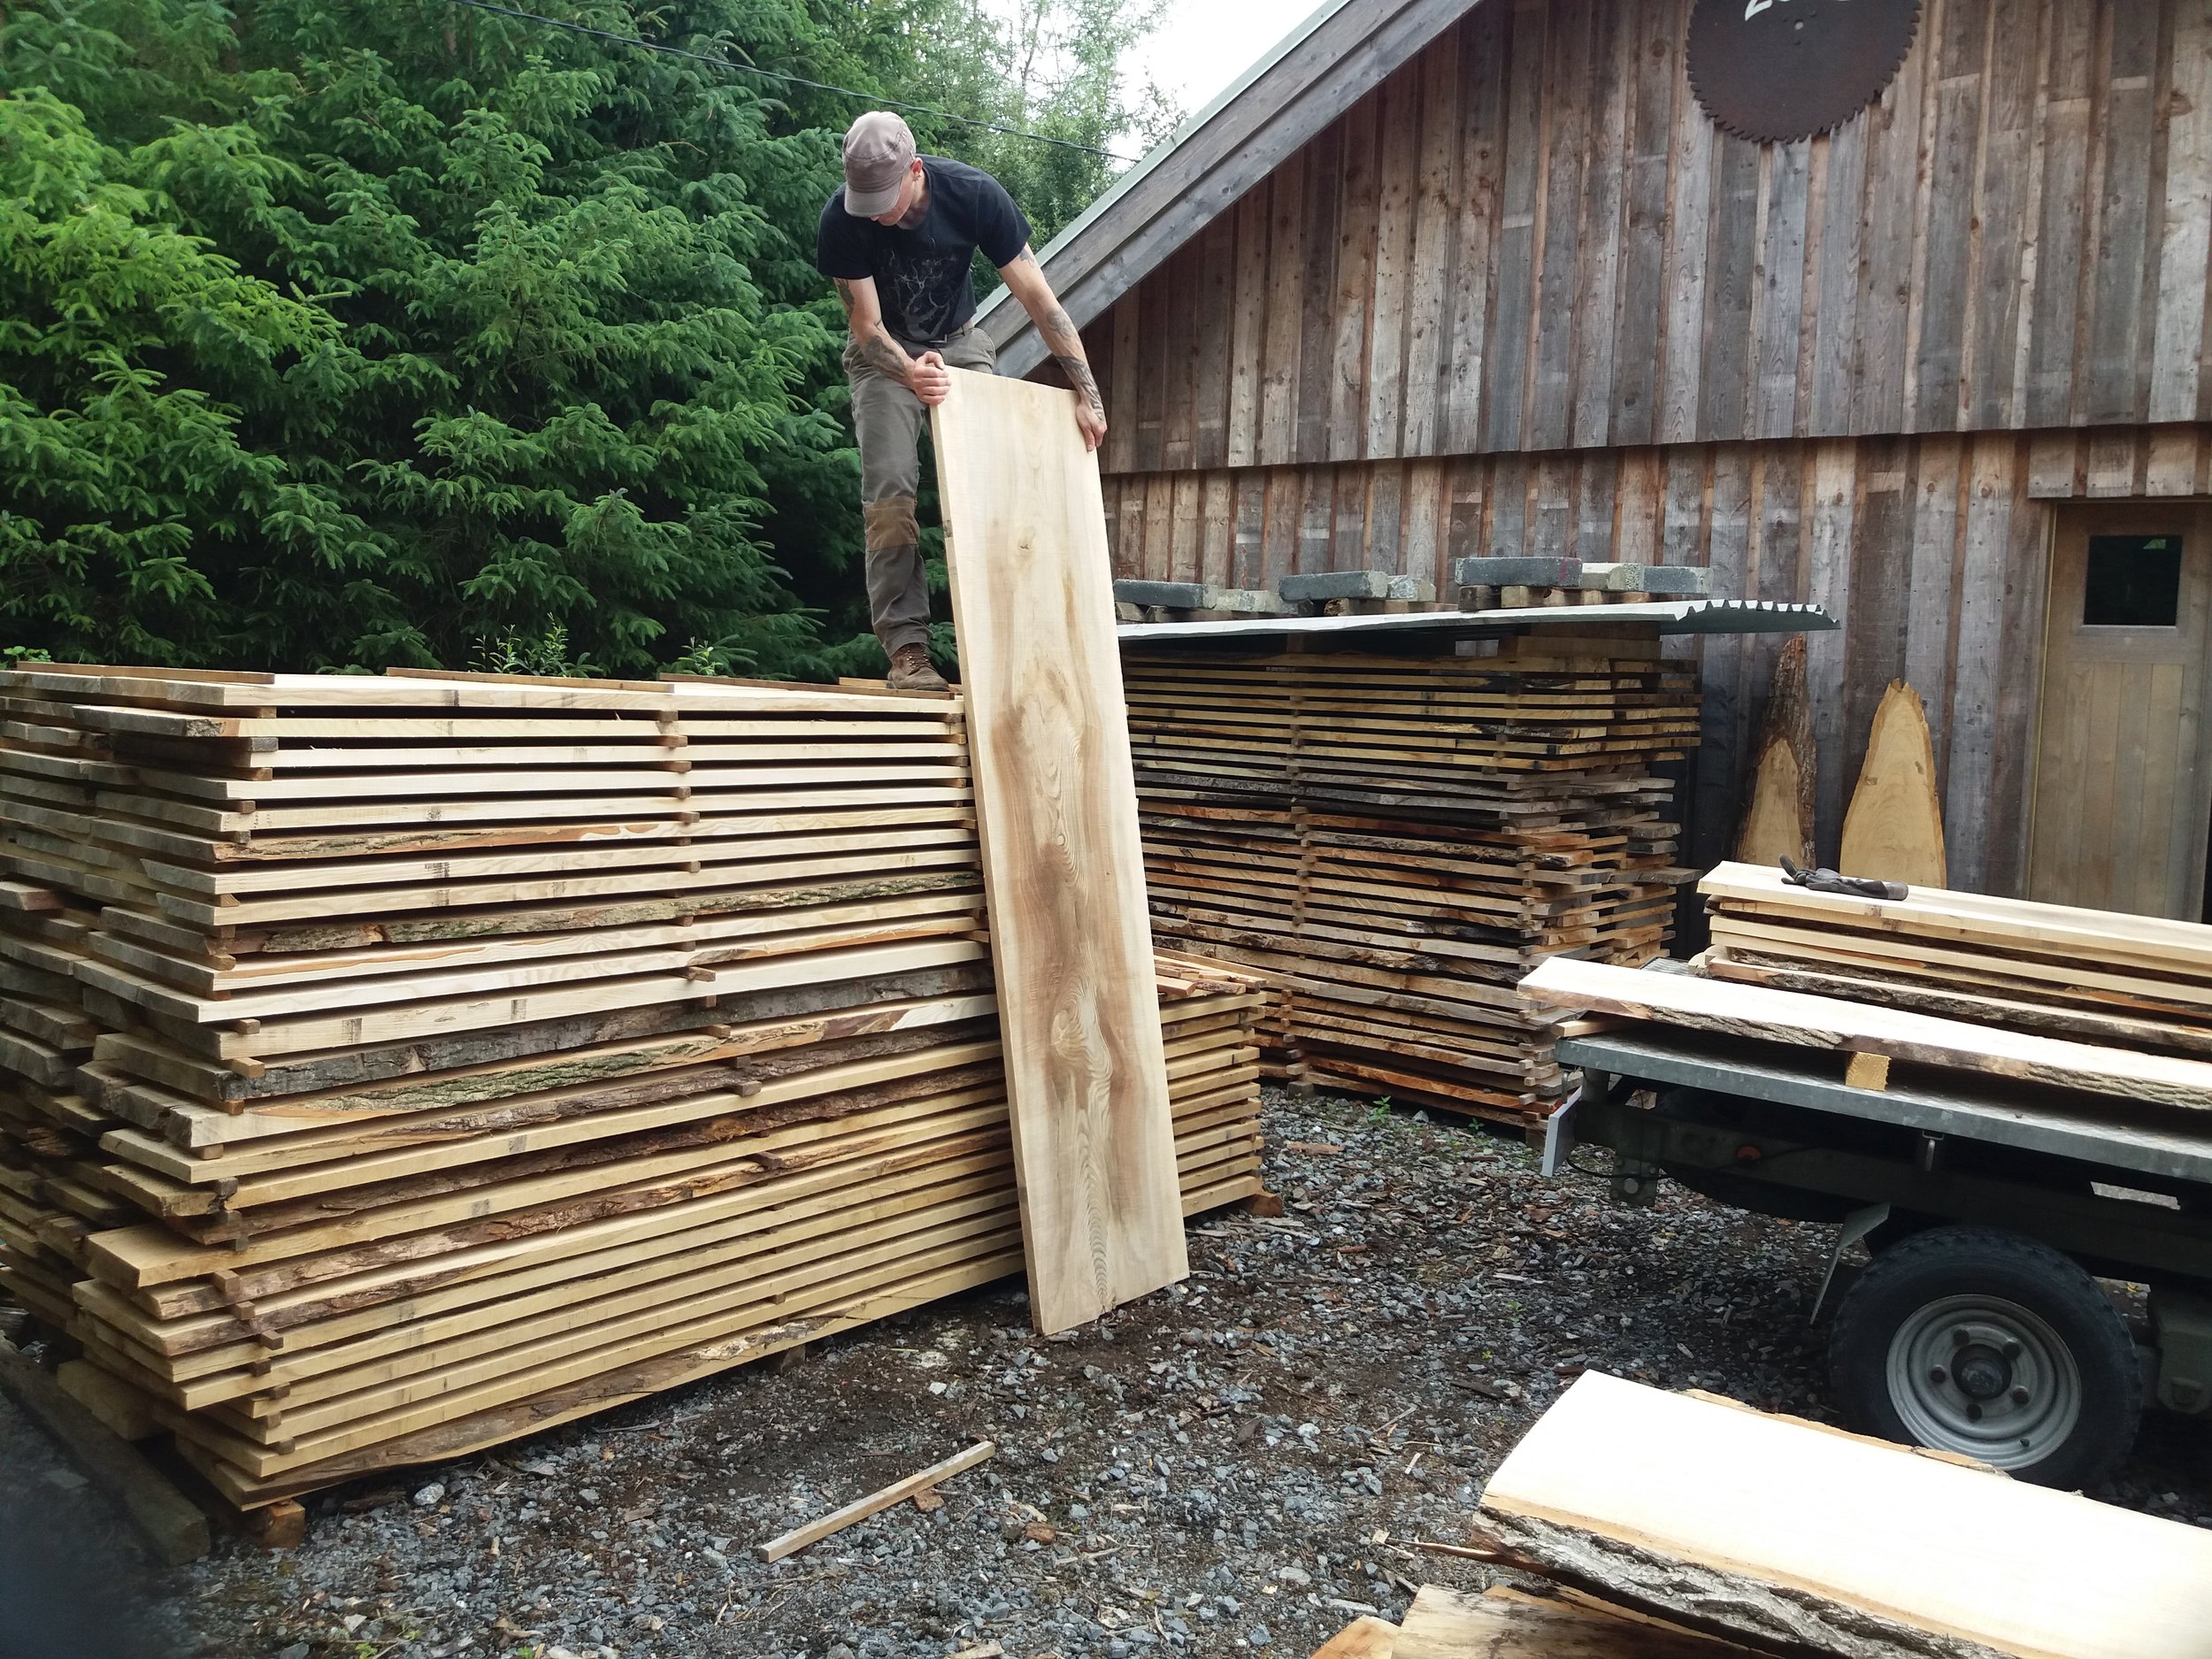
[1684,0,1924,147]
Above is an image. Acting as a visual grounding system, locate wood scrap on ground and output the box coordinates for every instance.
[933,368,1187,1335]
[1839,681,1946,888]
[0,664,1273,1515]
[1471,1372,2212,1659]
[755,1439,994,1562]
[1124,626,1697,1127]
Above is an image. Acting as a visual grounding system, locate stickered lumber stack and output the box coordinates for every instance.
[1124,629,1699,1125]
[0,664,1267,1509]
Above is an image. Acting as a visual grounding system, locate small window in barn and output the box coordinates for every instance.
[2082,534,2184,627]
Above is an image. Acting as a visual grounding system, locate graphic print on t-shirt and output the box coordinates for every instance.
[816,157,1032,347]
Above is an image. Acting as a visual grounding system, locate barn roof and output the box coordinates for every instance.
[974,0,1479,379]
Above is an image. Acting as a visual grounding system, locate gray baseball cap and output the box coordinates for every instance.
[842,111,918,218]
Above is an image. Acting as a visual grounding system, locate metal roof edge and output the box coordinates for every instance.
[1116,599,1840,647]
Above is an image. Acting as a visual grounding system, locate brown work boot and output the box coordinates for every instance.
[887,642,948,693]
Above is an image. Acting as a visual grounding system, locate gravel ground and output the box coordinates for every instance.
[38,1089,2212,1658]
[0,1338,185,1659]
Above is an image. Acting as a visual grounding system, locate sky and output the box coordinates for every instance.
[1125,0,1328,133]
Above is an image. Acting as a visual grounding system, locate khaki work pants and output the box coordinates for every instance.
[845,323,998,656]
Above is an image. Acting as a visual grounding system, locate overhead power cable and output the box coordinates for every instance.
[442,0,1140,162]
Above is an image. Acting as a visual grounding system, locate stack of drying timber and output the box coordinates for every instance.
[1697,860,2212,1062]
[1124,628,1697,1125]
[0,664,1269,1510]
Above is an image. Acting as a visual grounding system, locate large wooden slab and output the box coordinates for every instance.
[932,368,1186,1333]
[1479,1374,2212,1659]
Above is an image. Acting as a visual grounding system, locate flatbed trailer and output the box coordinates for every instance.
[1551,1016,2212,1487]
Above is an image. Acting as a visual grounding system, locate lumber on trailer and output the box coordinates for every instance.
[1696,858,2212,1061]
[1839,681,1947,888]
[932,368,1187,1334]
[1517,954,2212,1115]
[0,664,1273,1507]
[755,1439,995,1561]
[1476,1374,2212,1659]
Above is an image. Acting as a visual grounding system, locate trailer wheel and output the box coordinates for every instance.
[1830,1225,2140,1488]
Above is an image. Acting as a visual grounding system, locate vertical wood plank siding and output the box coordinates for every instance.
[1100,426,2212,897]
[1079,0,2210,457]
[1066,0,2212,898]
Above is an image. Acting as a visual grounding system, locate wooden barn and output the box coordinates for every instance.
[978,0,2212,923]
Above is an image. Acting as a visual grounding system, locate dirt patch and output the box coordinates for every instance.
[164,1090,2212,1659]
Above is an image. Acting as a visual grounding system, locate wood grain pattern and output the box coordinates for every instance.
[932,369,1188,1334]
[1480,1373,2212,1659]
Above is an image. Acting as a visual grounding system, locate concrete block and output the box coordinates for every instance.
[1113,580,1207,609]
[1575,563,1711,595]
[1278,570,1394,603]
[1386,574,1438,602]
[1454,557,1583,588]
[1198,586,1298,616]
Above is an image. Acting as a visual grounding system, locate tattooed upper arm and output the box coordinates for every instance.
[833,278,856,316]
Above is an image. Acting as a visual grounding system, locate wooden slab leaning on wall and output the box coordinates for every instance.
[931,368,1187,1334]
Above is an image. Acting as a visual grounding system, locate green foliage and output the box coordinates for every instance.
[0,0,1172,675]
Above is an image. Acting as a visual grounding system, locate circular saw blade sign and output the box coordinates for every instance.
[1686,0,1924,144]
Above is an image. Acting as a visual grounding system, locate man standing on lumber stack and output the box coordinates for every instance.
[817,111,1108,692]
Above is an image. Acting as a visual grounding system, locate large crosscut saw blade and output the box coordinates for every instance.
[1686,0,1924,145]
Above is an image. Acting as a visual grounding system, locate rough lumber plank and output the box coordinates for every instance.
[755,1440,995,1562]
[1840,681,1947,887]
[932,370,1187,1334]
[1393,1585,1742,1658]
[1517,956,2212,1116]
[1477,1373,2212,1659]
[1733,636,1815,868]
[1310,1613,1399,1659]
[1698,858,2212,974]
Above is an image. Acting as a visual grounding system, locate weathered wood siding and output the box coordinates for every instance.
[1082,0,2212,465]
[1103,424,2212,899]
[1074,0,2212,900]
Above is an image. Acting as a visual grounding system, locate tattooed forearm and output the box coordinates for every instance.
[1056,354,1104,416]
[860,328,915,381]
[834,279,918,384]
[1037,304,1102,415]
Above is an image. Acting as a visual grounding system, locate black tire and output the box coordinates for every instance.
[1830,1225,2141,1489]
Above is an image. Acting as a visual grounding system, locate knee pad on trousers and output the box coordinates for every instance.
[864,495,920,553]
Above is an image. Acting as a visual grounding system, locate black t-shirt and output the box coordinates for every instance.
[816,156,1031,346]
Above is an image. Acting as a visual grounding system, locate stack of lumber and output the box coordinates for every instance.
[1696,861,2212,1060]
[1459,1371,2212,1659]
[0,663,1269,1509]
[1124,629,1698,1124]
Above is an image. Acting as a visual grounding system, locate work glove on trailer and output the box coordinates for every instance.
[1779,856,1908,902]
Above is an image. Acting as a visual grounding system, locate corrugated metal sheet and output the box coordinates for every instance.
[1115,599,1836,647]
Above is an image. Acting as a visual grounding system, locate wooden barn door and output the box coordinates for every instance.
[2028,505,2212,919]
